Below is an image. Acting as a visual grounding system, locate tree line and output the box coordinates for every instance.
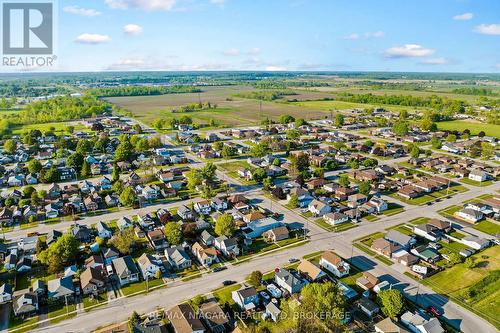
[234,89,297,101]
[87,85,202,97]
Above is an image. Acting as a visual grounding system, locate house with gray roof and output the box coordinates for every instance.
[384,229,415,249]
[164,246,192,270]
[13,291,38,317]
[275,268,306,294]
[48,276,75,301]
[112,255,139,286]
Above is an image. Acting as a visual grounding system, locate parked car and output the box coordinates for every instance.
[222,280,236,286]
[266,283,282,298]
[260,291,271,301]
[428,242,442,250]
[288,257,299,263]
[213,266,227,273]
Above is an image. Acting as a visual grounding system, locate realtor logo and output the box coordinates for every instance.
[2,2,53,54]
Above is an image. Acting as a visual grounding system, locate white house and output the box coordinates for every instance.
[461,236,490,250]
[319,251,350,278]
[137,253,162,279]
[0,283,13,303]
[214,236,240,257]
[455,208,483,223]
[323,212,349,226]
[308,200,331,217]
[468,170,488,182]
[194,200,212,215]
[400,311,444,333]
[96,221,113,239]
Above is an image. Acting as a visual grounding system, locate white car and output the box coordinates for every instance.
[266,283,282,298]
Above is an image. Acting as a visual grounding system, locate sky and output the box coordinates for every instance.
[5,0,500,72]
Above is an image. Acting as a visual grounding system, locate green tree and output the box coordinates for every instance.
[119,187,137,207]
[67,125,75,134]
[377,289,405,318]
[76,139,92,154]
[288,194,299,208]
[262,177,273,191]
[38,234,80,273]
[112,164,120,183]
[221,145,236,159]
[215,213,236,237]
[115,136,135,162]
[80,160,91,178]
[481,142,494,159]
[449,252,463,265]
[410,146,420,159]
[201,186,216,199]
[3,139,16,154]
[27,159,42,174]
[286,129,300,140]
[41,165,59,183]
[295,118,307,127]
[186,169,203,191]
[446,133,457,143]
[358,181,371,195]
[109,228,135,255]
[66,152,84,169]
[361,158,378,168]
[252,168,267,183]
[201,162,217,182]
[247,271,263,287]
[338,174,350,187]
[392,121,409,136]
[213,141,224,151]
[430,135,442,149]
[250,142,270,158]
[334,113,345,127]
[279,114,295,124]
[465,257,475,268]
[164,222,183,245]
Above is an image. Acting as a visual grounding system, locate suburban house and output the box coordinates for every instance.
[200,230,215,246]
[117,216,134,230]
[148,229,169,251]
[319,251,350,278]
[356,272,379,290]
[232,286,260,311]
[167,304,206,333]
[47,276,75,301]
[323,212,349,226]
[468,170,488,182]
[357,297,380,318]
[214,236,240,257]
[96,221,113,239]
[112,255,139,286]
[297,260,326,282]
[413,219,451,241]
[308,200,332,217]
[384,230,415,249]
[372,238,401,258]
[0,283,13,303]
[13,291,38,317]
[192,242,218,267]
[164,246,192,270]
[275,268,306,294]
[199,301,230,333]
[241,217,283,239]
[194,200,212,215]
[80,267,106,295]
[374,317,411,333]
[400,311,444,333]
[137,253,163,279]
[461,236,490,250]
[263,226,289,242]
[177,205,195,220]
[455,208,483,223]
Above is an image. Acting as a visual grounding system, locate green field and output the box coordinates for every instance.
[437,120,500,138]
[473,221,500,236]
[291,99,429,113]
[11,121,88,135]
[422,246,500,329]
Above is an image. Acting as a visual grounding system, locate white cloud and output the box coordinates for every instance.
[385,44,435,58]
[124,24,143,35]
[265,66,286,71]
[365,31,384,38]
[420,57,450,65]
[222,48,240,56]
[75,33,111,44]
[105,0,176,11]
[453,13,473,21]
[107,58,146,70]
[210,0,225,6]
[64,5,102,16]
[343,33,359,40]
[496,63,500,69]
[247,47,261,55]
[474,24,500,35]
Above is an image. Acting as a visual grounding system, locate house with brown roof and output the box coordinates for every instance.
[263,226,289,242]
[319,251,350,278]
[297,260,326,282]
[371,238,401,258]
[199,302,230,333]
[192,242,218,267]
[148,229,169,251]
[80,267,106,295]
[356,272,379,290]
[167,304,205,333]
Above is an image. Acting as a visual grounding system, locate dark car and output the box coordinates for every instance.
[180,195,189,200]
[213,266,227,273]
[222,280,236,286]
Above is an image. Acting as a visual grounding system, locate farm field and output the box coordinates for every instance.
[106,85,334,127]
[290,99,429,113]
[11,121,88,135]
[436,120,500,138]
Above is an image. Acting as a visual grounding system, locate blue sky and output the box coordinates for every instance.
[29,0,500,72]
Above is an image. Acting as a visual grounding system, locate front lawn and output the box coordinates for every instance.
[120,278,165,296]
[82,293,108,311]
[382,203,405,216]
[438,205,461,219]
[8,312,39,332]
[473,220,500,236]
[212,283,241,306]
[48,303,77,324]
[460,178,494,187]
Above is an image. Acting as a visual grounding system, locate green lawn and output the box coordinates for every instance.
[8,312,39,332]
[409,217,431,225]
[473,220,500,236]
[120,278,165,296]
[48,303,77,324]
[422,246,500,329]
[436,120,500,138]
[460,178,494,187]
[82,293,108,311]
[382,203,405,216]
[11,121,88,135]
[364,214,380,222]
[438,205,461,219]
[212,283,241,306]
[312,218,357,233]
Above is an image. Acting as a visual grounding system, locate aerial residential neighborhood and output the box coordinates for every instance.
[0,1,499,333]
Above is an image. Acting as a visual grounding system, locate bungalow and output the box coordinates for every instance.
[45,203,59,219]
[461,236,490,250]
[164,246,192,270]
[297,260,326,282]
[242,217,283,239]
[199,301,230,333]
[323,212,349,226]
[413,219,451,242]
[319,251,350,278]
[287,187,313,208]
[357,297,380,318]
[137,253,162,279]
[117,216,133,230]
[347,194,368,208]
[96,221,113,239]
[48,276,75,301]
[367,197,388,213]
[308,200,332,217]
[455,208,483,223]
[72,224,92,243]
[469,170,488,182]
[112,255,139,286]
[167,304,206,333]
[80,267,106,295]
[411,245,440,263]
[371,238,401,258]
[384,229,415,249]
[214,236,240,257]
[275,268,306,294]
[263,226,289,242]
[400,311,444,333]
[232,286,260,311]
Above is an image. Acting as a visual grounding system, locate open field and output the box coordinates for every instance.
[436,120,500,138]
[106,86,334,127]
[290,99,430,113]
[422,246,500,329]
[11,121,88,135]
